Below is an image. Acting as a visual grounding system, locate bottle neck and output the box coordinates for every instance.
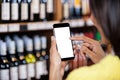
[9,54,18,62]
[18,52,26,60]
[1,55,8,62]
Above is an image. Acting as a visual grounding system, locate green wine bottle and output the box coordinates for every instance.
[23,36,36,80]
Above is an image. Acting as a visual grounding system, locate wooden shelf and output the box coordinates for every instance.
[0,18,94,33]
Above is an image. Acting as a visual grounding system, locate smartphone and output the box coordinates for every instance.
[53,23,74,60]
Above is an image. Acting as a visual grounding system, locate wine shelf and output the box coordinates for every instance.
[0,19,94,33]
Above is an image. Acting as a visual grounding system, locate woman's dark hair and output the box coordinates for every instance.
[89,0,120,57]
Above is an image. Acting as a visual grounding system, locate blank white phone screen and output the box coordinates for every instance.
[54,27,74,59]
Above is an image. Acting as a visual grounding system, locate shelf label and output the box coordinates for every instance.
[77,19,85,27]
[70,20,78,27]
[8,24,20,32]
[0,24,8,32]
[45,22,53,29]
[37,22,45,30]
[27,23,39,30]
[86,19,94,26]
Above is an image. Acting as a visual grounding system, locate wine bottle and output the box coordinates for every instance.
[46,0,54,21]
[31,0,40,21]
[62,0,69,20]
[18,0,21,22]
[74,0,82,18]
[0,0,2,22]
[8,41,19,80]
[21,0,28,21]
[40,36,48,79]
[16,38,27,80]
[28,0,31,21]
[23,37,36,80]
[0,42,10,80]
[69,0,74,19]
[41,36,48,60]
[10,0,19,21]
[1,0,10,22]
[40,0,47,21]
[33,35,43,80]
[81,0,90,16]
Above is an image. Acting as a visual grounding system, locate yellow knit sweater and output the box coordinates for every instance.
[66,54,120,80]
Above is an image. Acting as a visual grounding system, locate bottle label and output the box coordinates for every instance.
[40,3,46,19]
[35,61,43,79]
[10,67,18,80]
[31,0,39,13]
[82,0,90,15]
[63,3,69,19]
[19,65,27,79]
[27,63,35,80]
[47,0,53,13]
[1,3,10,20]
[0,69,9,80]
[21,3,28,20]
[42,60,48,75]
[30,4,34,21]
[74,0,81,8]
[17,47,24,54]
[11,3,19,20]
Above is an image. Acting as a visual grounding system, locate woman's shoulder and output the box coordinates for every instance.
[99,54,120,65]
[66,54,120,80]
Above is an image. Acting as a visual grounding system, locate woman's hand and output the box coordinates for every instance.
[49,36,67,80]
[69,44,88,70]
[70,36,106,63]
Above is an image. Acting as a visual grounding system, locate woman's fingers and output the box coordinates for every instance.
[81,46,96,63]
[70,36,98,44]
[80,50,87,66]
[50,36,61,66]
[50,36,57,50]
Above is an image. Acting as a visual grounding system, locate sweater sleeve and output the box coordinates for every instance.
[66,55,120,80]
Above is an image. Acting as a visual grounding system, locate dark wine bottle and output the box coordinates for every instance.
[18,0,21,22]
[21,0,28,21]
[15,38,27,80]
[69,0,74,19]
[1,0,10,22]
[74,0,82,18]
[10,0,19,22]
[31,0,40,21]
[8,41,19,80]
[27,0,31,21]
[46,0,54,21]
[40,36,48,80]
[39,0,47,21]
[23,36,36,80]
[41,36,48,60]
[33,35,43,80]
[0,0,2,22]
[62,0,69,20]
[0,42,10,80]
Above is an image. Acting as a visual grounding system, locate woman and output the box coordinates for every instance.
[49,0,120,80]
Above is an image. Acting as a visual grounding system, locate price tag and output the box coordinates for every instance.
[27,23,38,30]
[37,22,45,30]
[70,19,78,27]
[46,21,55,29]
[77,19,85,27]
[8,24,20,32]
[0,24,8,32]
[86,19,94,26]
